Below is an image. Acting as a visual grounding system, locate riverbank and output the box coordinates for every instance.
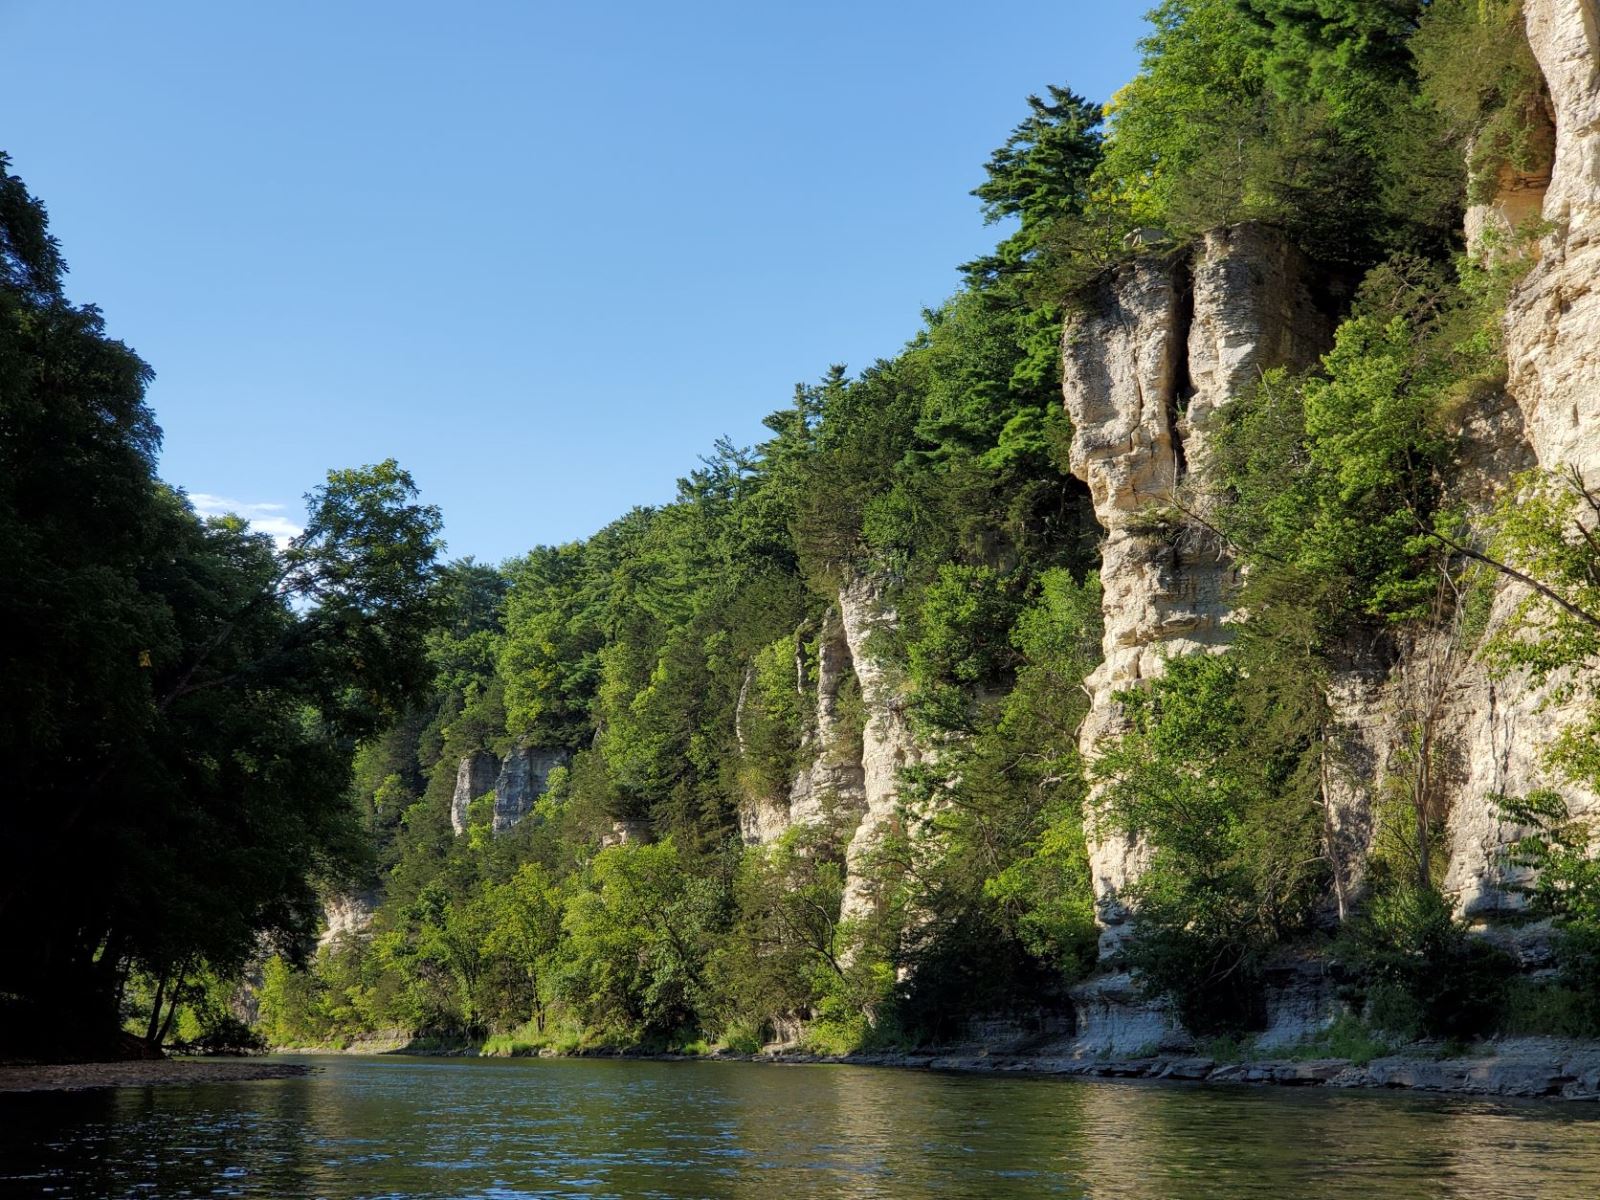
[275,1033,1600,1101]
[0,1059,311,1093]
[798,1036,1600,1101]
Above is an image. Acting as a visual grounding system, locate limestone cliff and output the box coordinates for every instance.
[739,605,867,846]
[737,573,926,926]
[837,573,927,924]
[1062,224,1333,947]
[1506,0,1600,487]
[1442,0,1600,918]
[450,750,499,837]
[492,743,570,835]
[317,889,380,952]
[1061,0,1600,961]
[447,743,570,838]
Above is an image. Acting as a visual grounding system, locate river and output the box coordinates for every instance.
[4,1054,1600,1198]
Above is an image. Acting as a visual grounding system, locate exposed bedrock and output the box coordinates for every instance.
[447,743,570,837]
[1062,224,1334,947]
[492,743,571,835]
[738,604,867,846]
[1441,0,1600,917]
[449,749,500,837]
[735,574,926,928]
[837,572,927,925]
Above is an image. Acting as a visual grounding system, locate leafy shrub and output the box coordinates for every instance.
[1095,651,1327,1035]
[1340,887,1514,1039]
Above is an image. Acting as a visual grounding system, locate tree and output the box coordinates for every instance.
[0,159,447,1055]
[557,841,727,1042]
[483,864,564,1031]
[963,85,1103,292]
[1094,651,1326,1033]
[1238,0,1426,112]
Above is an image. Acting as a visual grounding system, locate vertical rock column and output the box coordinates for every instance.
[1063,226,1331,949]
[838,573,926,925]
[450,750,501,836]
[739,606,868,846]
[787,605,868,831]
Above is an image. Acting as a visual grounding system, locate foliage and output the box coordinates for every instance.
[0,157,445,1056]
[1493,792,1600,1030]
[1413,0,1552,204]
[1094,0,1269,236]
[1281,1013,1395,1067]
[1094,650,1328,1034]
[892,569,1103,1042]
[1217,254,1507,619]
[557,841,730,1043]
[16,0,1578,1060]
[1337,886,1514,1040]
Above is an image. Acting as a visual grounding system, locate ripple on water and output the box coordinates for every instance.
[4,1057,1600,1199]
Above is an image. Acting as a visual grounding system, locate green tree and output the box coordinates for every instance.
[482,864,565,1031]
[0,160,446,1054]
[1094,651,1326,1033]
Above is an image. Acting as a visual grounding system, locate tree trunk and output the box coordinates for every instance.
[157,980,184,1048]
[144,969,170,1046]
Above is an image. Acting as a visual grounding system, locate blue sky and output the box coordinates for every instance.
[4,1,1149,563]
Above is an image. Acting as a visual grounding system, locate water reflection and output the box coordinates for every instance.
[3,1055,1599,1199]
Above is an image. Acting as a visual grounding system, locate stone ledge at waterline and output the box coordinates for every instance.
[267,1027,1600,1103]
[773,1037,1600,1102]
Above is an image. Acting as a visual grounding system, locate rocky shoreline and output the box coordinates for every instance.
[275,1031,1600,1102]
[752,1036,1600,1102]
[0,1059,311,1093]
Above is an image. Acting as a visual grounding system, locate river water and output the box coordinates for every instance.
[4,1054,1600,1198]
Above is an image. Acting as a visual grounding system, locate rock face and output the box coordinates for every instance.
[600,818,653,849]
[450,750,500,836]
[739,606,867,846]
[1439,0,1600,917]
[446,744,569,837]
[1060,6,1600,957]
[317,889,380,952]
[1506,0,1600,484]
[1062,224,1333,947]
[789,606,869,831]
[837,573,926,924]
[492,743,570,835]
[737,574,925,926]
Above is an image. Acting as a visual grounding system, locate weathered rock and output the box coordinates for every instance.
[600,818,652,849]
[1063,226,1332,946]
[740,605,867,845]
[317,889,380,951]
[1506,0,1600,486]
[492,743,569,835]
[732,576,926,928]
[1257,959,1340,1050]
[838,572,927,925]
[1066,971,1183,1059]
[450,750,500,836]
[788,605,868,831]
[1438,0,1600,917]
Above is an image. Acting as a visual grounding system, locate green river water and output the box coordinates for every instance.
[4,1054,1600,1198]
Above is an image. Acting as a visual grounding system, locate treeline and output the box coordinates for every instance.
[262,0,1600,1057]
[258,76,1113,1050]
[10,0,1600,1061]
[0,159,445,1057]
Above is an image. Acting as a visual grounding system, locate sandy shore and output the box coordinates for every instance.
[0,1059,311,1093]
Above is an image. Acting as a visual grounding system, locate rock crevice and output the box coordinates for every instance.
[1062,224,1333,946]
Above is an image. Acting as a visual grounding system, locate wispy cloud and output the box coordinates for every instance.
[189,493,304,549]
